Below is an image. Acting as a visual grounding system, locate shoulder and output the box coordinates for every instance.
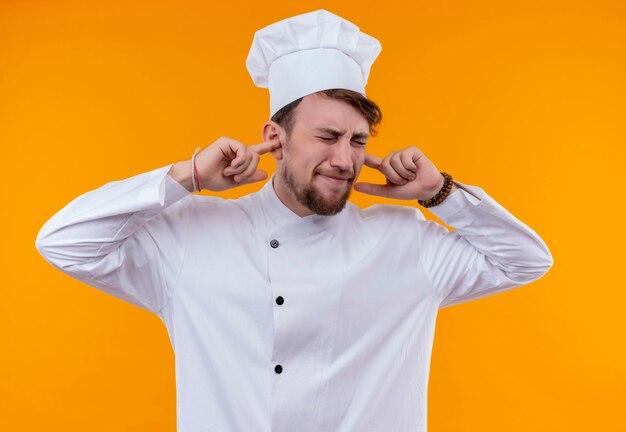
[340,201,429,240]
[348,201,427,224]
[179,191,258,222]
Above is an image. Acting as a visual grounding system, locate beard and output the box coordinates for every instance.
[281,163,353,216]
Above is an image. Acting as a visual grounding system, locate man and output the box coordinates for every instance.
[36,9,553,432]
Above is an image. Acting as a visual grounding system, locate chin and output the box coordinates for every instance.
[315,182,349,198]
[312,186,352,215]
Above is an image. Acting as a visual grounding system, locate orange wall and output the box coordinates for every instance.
[2,1,625,430]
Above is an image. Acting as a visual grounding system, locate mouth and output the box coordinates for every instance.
[316,173,352,185]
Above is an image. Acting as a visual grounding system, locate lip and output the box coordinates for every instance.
[317,173,350,184]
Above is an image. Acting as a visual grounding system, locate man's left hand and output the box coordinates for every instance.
[354,146,456,201]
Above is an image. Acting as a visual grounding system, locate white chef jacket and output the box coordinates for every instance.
[35,163,553,432]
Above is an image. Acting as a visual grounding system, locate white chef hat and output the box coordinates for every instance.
[246,9,382,118]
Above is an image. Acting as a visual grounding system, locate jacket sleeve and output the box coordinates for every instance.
[35,164,191,314]
[418,180,554,309]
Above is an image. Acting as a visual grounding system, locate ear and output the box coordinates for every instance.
[262,121,284,161]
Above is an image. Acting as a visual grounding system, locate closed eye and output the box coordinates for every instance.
[318,136,366,146]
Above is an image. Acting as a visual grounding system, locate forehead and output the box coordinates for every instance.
[294,93,369,134]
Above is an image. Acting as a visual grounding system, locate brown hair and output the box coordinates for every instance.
[270,88,383,137]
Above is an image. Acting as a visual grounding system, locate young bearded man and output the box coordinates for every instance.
[36,9,553,432]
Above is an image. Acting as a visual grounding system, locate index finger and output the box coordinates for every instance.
[363,153,383,169]
[249,138,281,155]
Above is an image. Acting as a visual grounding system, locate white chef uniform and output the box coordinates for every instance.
[35,8,553,432]
[35,164,553,431]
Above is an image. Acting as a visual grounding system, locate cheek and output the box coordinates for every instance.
[285,154,317,179]
[306,149,331,174]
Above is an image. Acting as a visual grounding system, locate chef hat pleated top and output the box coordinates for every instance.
[246,9,382,118]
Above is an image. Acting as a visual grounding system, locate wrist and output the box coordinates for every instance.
[417,172,456,208]
[437,182,459,197]
[167,160,194,193]
[418,175,445,201]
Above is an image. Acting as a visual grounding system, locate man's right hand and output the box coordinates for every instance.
[168,136,281,192]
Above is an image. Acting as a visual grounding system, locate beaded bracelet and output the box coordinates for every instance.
[417,172,454,208]
[191,147,201,193]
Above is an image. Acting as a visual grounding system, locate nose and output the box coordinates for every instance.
[329,138,353,172]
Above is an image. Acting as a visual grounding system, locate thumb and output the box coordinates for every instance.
[236,169,268,185]
[353,182,390,198]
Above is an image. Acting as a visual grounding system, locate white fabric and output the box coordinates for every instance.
[36,165,553,432]
[246,9,382,118]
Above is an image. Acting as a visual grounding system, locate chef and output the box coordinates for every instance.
[35,9,553,432]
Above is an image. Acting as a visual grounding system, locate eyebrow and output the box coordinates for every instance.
[315,127,369,141]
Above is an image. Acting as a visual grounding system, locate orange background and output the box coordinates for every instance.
[2,0,625,430]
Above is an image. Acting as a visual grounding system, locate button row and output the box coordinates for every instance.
[271,239,283,375]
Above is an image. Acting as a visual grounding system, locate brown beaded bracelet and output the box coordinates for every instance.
[417,172,454,208]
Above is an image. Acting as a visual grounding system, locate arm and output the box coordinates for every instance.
[354,146,553,308]
[420,181,553,308]
[35,137,281,314]
[35,164,191,314]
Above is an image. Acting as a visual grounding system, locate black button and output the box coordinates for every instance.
[275,296,284,305]
[274,364,283,374]
[270,239,279,248]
